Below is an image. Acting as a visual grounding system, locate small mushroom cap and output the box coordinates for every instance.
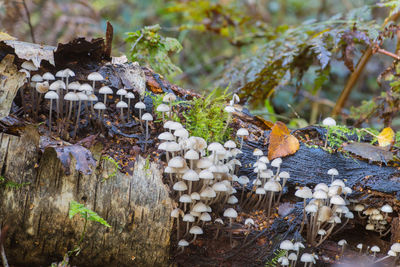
[356,243,363,249]
[179,194,192,203]
[42,72,55,80]
[44,91,59,99]
[227,195,238,204]
[88,72,103,81]
[278,257,289,266]
[183,214,195,222]
[223,208,238,218]
[134,101,146,109]
[36,81,49,94]
[173,181,187,191]
[126,92,135,99]
[49,80,66,91]
[116,89,128,95]
[391,243,400,253]
[64,92,79,101]
[63,68,75,77]
[156,103,170,112]
[288,253,297,261]
[331,179,345,188]
[330,195,346,205]
[370,245,380,252]
[253,148,263,156]
[170,208,183,218]
[244,218,255,226]
[322,117,336,126]
[313,190,328,200]
[88,94,98,102]
[255,187,266,195]
[279,171,290,179]
[215,218,224,224]
[318,229,326,236]
[191,192,200,200]
[174,128,189,139]
[193,202,208,213]
[271,158,282,167]
[55,70,64,78]
[305,204,318,213]
[182,169,199,181]
[280,240,294,250]
[116,101,128,108]
[388,250,397,257]
[208,142,224,152]
[200,187,216,198]
[338,239,347,246]
[165,142,181,153]
[31,74,43,82]
[163,93,176,102]
[198,169,214,180]
[79,83,93,92]
[264,181,282,192]
[77,92,88,101]
[300,253,314,263]
[212,182,228,192]
[21,61,38,71]
[238,176,250,185]
[224,105,235,113]
[197,158,213,169]
[365,224,375,230]
[94,102,106,110]
[189,226,203,235]
[327,168,339,176]
[381,204,393,213]
[293,242,305,251]
[168,156,185,168]
[178,239,189,247]
[141,113,153,121]
[200,212,211,222]
[184,149,199,160]
[224,140,236,149]
[19,69,30,79]
[68,81,81,91]
[158,132,175,141]
[236,128,249,136]
[99,86,113,94]
[314,183,329,192]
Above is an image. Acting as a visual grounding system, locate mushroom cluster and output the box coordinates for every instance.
[277,240,317,267]
[352,202,393,237]
[295,169,354,246]
[17,61,144,138]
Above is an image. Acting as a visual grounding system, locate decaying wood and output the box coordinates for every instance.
[0,130,173,266]
[0,54,26,119]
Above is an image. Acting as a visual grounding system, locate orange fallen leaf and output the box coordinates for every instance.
[377,127,395,148]
[268,121,300,160]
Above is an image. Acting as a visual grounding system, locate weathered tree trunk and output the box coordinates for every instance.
[0,130,173,266]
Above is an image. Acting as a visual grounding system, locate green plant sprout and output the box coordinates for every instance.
[0,176,30,189]
[52,201,111,266]
[101,156,120,182]
[265,249,286,267]
[68,201,111,256]
[323,125,381,150]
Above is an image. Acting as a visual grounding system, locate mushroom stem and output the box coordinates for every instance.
[299,199,307,234]
[128,98,131,121]
[145,120,149,140]
[73,100,82,138]
[176,218,180,240]
[67,101,73,122]
[120,107,124,122]
[229,218,233,247]
[267,192,274,218]
[48,99,53,135]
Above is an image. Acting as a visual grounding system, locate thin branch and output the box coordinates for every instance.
[22,0,36,43]
[374,48,400,60]
[0,225,9,267]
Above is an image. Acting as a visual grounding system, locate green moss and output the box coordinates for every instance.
[0,175,30,189]
[324,125,380,150]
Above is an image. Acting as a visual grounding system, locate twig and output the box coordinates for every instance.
[0,225,9,267]
[22,0,36,43]
[374,47,400,60]
[130,32,143,52]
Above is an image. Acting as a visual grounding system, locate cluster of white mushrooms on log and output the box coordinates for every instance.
[17,60,150,138]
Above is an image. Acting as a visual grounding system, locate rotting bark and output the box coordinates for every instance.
[0,130,173,267]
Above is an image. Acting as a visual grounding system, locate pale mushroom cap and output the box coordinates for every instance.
[215,218,224,224]
[193,202,208,213]
[197,158,213,169]
[183,214,195,222]
[55,70,64,77]
[330,195,346,205]
[116,101,128,108]
[371,245,380,252]
[158,132,175,141]
[163,92,177,102]
[171,208,182,218]
[185,149,199,160]
[174,128,189,138]
[156,103,170,112]
[279,171,290,179]
[64,92,79,101]
[224,140,236,149]
[322,117,336,126]
[170,122,183,130]
[42,72,55,80]
[126,92,135,99]
[390,243,400,253]
[381,204,393,213]
[49,80,66,91]
[388,250,397,257]
[182,169,199,181]
[179,194,192,203]
[168,156,185,168]
[244,218,255,226]
[79,83,93,92]
[271,158,282,167]
[338,239,347,246]
[223,208,238,218]
[94,102,106,110]
[19,69,30,78]
[31,74,43,82]
[293,242,305,251]
[77,92,88,101]
[264,181,282,192]
[208,142,224,152]
[305,204,318,213]
[288,253,297,261]
[318,229,326,236]
[165,142,181,152]
[189,226,203,235]
[21,61,38,71]
[327,168,339,176]
[135,101,146,109]
[212,182,228,192]
[44,91,59,99]
[280,240,294,250]
[173,181,187,191]
[224,105,235,113]
[99,86,113,94]
[68,81,81,91]
[200,212,212,222]
[300,253,314,263]
[331,179,345,188]
[237,128,249,136]
[313,190,328,199]
[314,183,329,192]
[88,94,98,102]
[178,239,189,247]
[191,192,200,200]
[142,113,153,121]
[88,72,104,81]
[63,68,75,77]
[253,148,263,156]
[200,187,216,198]
[117,89,128,95]
[356,243,363,249]
[255,187,266,195]
[36,81,49,94]
[353,204,365,212]
[366,224,375,230]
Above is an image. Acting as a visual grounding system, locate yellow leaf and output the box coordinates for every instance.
[0,32,16,41]
[268,121,300,160]
[377,127,395,148]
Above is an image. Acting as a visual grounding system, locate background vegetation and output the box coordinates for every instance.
[1,0,399,129]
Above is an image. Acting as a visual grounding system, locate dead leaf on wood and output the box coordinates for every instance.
[268,121,300,160]
[342,142,393,163]
[1,40,55,67]
[377,127,395,149]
